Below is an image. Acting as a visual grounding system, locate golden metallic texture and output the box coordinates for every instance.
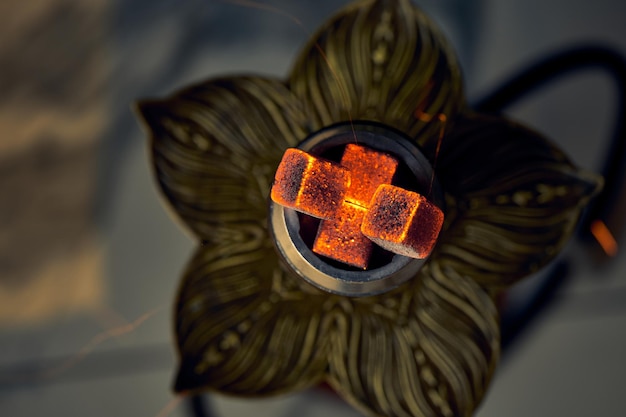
[136,0,602,416]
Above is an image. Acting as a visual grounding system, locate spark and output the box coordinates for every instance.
[38,306,163,380]
[590,220,618,257]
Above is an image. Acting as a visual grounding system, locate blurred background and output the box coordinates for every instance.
[0,0,625,416]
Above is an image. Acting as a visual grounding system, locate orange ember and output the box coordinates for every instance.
[271,145,444,268]
[362,185,444,259]
[340,144,398,207]
[590,220,618,257]
[310,144,399,268]
[313,201,372,269]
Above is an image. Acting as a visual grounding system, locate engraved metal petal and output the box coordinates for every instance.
[174,243,330,395]
[435,113,603,288]
[329,260,500,417]
[137,76,310,240]
[136,1,598,414]
[288,0,464,146]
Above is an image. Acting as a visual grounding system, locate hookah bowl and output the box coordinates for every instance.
[136,1,602,416]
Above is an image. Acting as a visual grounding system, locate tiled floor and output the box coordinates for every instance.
[1,0,625,416]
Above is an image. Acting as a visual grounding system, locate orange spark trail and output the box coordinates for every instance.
[218,0,358,144]
[427,114,447,196]
[153,395,185,417]
[39,306,163,380]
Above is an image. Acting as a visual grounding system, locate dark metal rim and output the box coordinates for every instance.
[269,121,442,297]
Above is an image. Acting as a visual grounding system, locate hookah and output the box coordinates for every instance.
[136,1,625,416]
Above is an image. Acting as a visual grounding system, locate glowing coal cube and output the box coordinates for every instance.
[362,184,444,259]
[271,148,350,219]
[340,144,398,207]
[313,201,372,269]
